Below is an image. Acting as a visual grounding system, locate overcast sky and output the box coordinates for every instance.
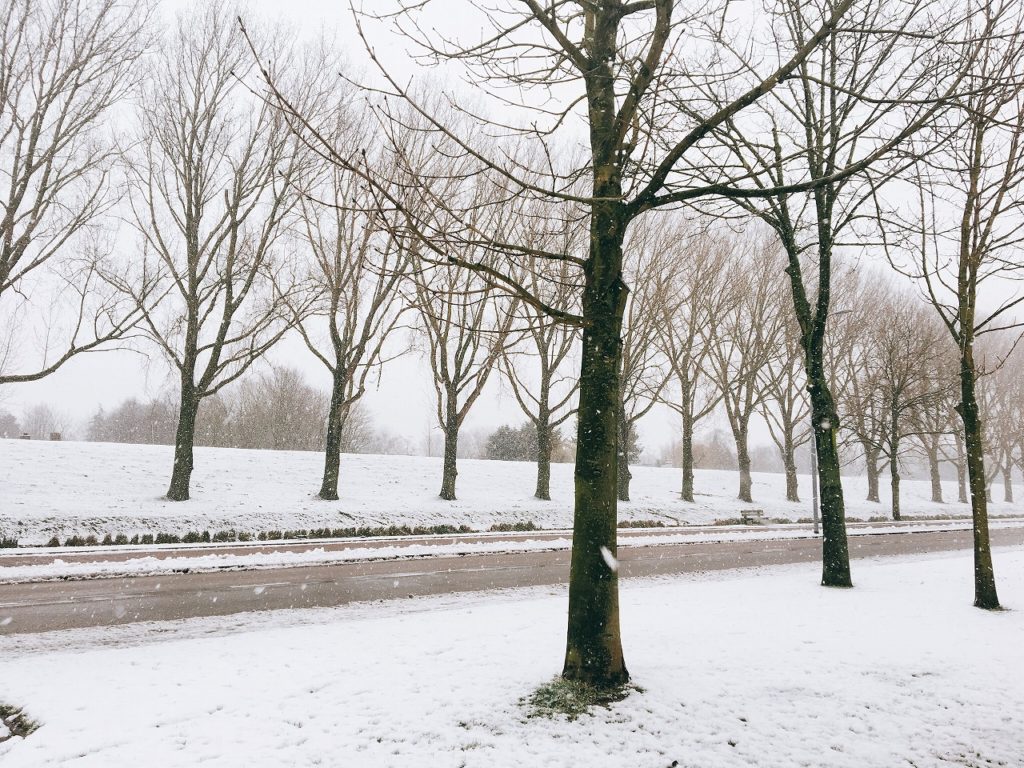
[0,0,789,459]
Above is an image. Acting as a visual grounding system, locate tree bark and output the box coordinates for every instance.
[562,150,628,687]
[439,403,459,501]
[318,372,347,501]
[958,355,999,609]
[734,424,753,503]
[863,443,881,503]
[808,372,852,587]
[167,384,200,501]
[535,415,552,501]
[782,432,799,503]
[680,410,695,503]
[955,435,969,503]
[1002,464,1013,503]
[927,446,943,504]
[616,407,632,502]
[890,459,901,521]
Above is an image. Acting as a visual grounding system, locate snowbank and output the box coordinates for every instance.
[2,438,1018,543]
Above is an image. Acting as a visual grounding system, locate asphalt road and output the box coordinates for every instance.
[1,526,1022,636]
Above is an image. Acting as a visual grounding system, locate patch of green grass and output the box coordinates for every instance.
[0,703,40,742]
[522,677,639,721]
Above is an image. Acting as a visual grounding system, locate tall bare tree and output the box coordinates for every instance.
[656,225,733,502]
[0,0,150,385]
[895,6,1024,608]
[119,8,308,500]
[291,121,412,501]
[707,239,785,503]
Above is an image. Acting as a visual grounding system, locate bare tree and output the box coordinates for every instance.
[501,248,581,501]
[117,8,309,501]
[291,118,412,501]
[0,0,151,385]
[656,225,733,502]
[700,0,993,587]
[413,199,519,500]
[707,238,785,503]
[895,6,1024,608]
[760,307,810,503]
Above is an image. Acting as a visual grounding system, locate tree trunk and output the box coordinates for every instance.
[439,402,459,501]
[808,373,852,587]
[616,409,632,502]
[734,425,752,503]
[864,444,881,503]
[318,372,346,501]
[783,432,799,503]
[955,435,969,504]
[928,445,943,504]
[535,416,552,501]
[1002,464,1013,503]
[562,165,628,687]
[958,355,999,609]
[167,384,200,501]
[890,455,901,522]
[680,409,694,503]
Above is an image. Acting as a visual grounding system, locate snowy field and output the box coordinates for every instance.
[1,549,1022,767]
[2,439,1020,544]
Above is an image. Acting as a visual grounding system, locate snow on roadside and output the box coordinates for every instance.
[1,550,1022,767]
[3,522,1019,583]
[4,439,1019,544]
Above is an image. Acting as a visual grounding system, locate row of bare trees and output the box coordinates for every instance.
[6,0,1024,689]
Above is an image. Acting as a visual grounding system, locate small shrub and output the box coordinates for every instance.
[130,534,140,545]
[618,519,666,529]
[212,530,236,543]
[256,531,267,541]
[266,530,282,541]
[65,535,86,547]
[155,532,180,545]
[238,532,253,542]
[181,531,204,544]
[114,534,129,545]
[101,534,114,546]
[45,536,61,548]
[140,534,154,545]
[489,521,538,532]
[84,535,98,546]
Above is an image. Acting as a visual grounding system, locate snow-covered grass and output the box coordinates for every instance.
[3,521,1022,583]
[1,549,1022,767]
[2,438,1020,544]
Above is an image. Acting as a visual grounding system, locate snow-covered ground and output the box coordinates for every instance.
[2,439,1020,544]
[1,549,1022,767]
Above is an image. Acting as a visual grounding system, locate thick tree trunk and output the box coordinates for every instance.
[734,425,752,503]
[439,401,459,501]
[959,356,999,609]
[680,410,694,503]
[318,373,347,501]
[535,416,552,501]
[928,446,943,504]
[1002,464,1013,503]
[864,444,881,503]
[616,409,632,502]
[167,385,200,501]
[562,192,628,686]
[808,373,852,587]
[782,433,799,503]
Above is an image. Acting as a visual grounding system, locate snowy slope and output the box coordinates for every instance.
[1,549,1022,767]
[1,438,1019,543]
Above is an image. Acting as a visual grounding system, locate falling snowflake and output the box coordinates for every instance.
[600,546,618,573]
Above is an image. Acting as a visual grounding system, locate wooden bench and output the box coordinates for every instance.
[740,509,765,525]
